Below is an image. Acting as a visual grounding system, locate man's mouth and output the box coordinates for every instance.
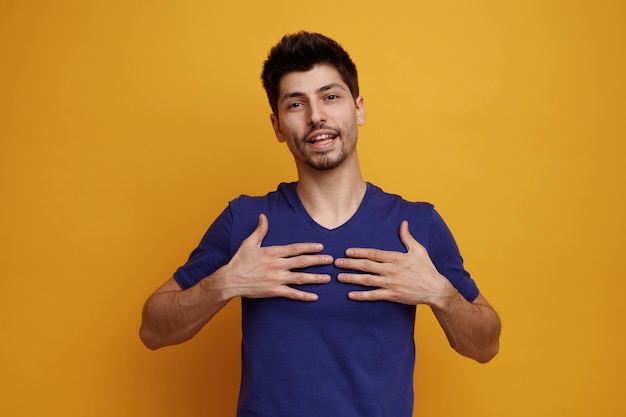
[307,133,338,145]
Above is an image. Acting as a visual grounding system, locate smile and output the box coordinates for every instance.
[307,133,337,144]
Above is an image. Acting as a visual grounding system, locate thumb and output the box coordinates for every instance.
[246,213,269,246]
[399,220,419,252]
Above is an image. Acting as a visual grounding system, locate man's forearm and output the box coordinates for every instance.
[139,273,231,350]
[431,290,501,363]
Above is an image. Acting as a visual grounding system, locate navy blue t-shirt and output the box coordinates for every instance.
[174,182,479,417]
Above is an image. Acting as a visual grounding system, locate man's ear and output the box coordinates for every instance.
[270,114,285,143]
[355,96,366,126]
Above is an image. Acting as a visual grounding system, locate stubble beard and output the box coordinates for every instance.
[303,146,347,170]
[291,125,355,171]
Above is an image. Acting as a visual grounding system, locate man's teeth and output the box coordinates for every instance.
[309,134,335,143]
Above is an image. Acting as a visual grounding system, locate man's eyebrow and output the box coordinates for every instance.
[316,82,344,93]
[280,83,346,103]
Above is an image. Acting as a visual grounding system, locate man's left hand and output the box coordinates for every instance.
[335,220,455,306]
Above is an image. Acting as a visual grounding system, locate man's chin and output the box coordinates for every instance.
[306,156,345,171]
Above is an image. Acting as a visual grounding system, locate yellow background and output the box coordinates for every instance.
[2,0,624,416]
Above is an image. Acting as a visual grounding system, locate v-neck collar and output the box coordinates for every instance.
[281,182,374,236]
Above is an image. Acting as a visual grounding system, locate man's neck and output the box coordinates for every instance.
[295,159,367,230]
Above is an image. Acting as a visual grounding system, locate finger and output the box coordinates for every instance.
[286,254,334,270]
[347,288,388,302]
[343,247,391,262]
[287,272,332,286]
[267,242,326,258]
[335,256,388,274]
[279,287,321,302]
[399,220,422,253]
[337,272,381,288]
[245,213,269,247]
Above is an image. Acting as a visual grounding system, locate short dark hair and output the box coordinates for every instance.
[261,32,359,115]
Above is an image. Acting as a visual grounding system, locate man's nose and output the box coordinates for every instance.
[308,102,326,125]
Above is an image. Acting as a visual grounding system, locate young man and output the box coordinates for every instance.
[140,32,501,417]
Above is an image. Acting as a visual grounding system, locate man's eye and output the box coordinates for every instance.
[326,95,337,101]
[288,102,302,109]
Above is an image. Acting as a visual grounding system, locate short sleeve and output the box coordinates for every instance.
[173,206,234,290]
[428,209,479,302]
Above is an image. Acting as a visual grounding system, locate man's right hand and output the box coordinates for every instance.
[140,213,332,349]
[219,213,333,301]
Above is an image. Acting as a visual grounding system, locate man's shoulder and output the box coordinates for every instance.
[229,182,295,205]
[226,182,297,223]
[366,182,435,212]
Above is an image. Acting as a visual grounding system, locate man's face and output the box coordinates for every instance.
[270,64,365,171]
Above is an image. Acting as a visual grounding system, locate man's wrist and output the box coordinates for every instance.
[199,266,238,303]
[428,274,460,311]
